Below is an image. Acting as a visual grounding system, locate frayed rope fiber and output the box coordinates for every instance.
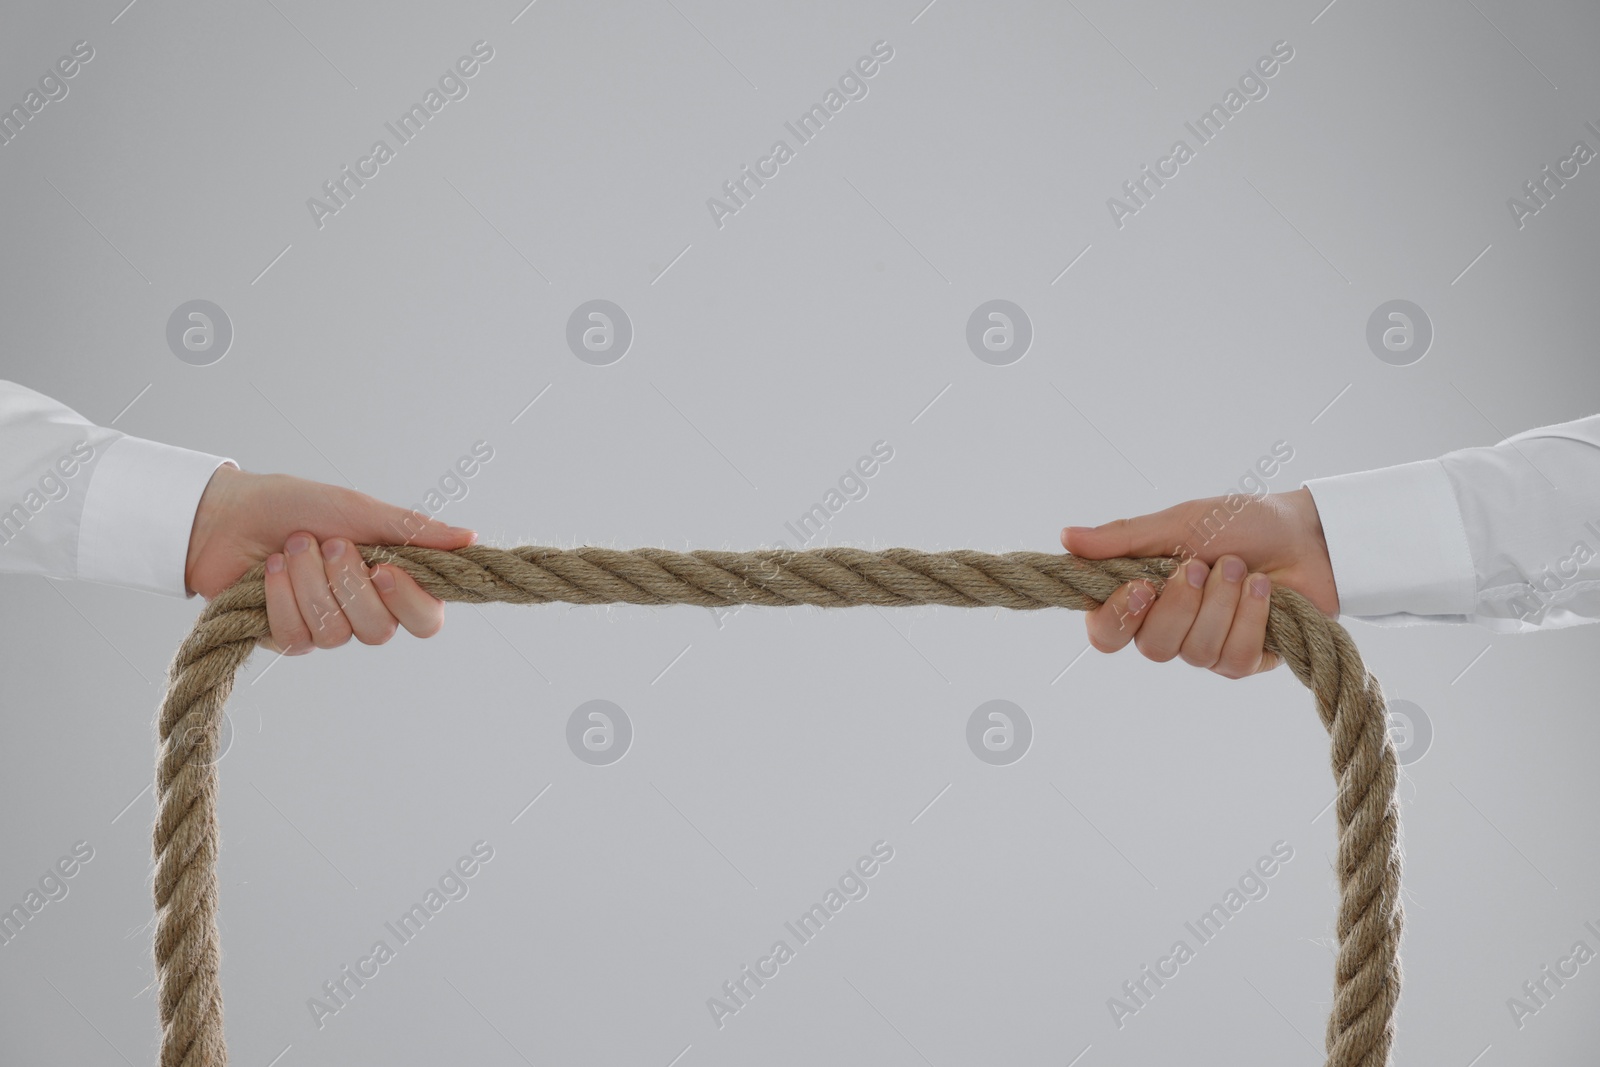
[154,545,1402,1067]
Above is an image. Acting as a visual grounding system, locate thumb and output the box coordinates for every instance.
[365,501,478,550]
[300,481,476,551]
[1061,506,1189,560]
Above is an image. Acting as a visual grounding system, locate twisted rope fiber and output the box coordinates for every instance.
[154,545,1403,1067]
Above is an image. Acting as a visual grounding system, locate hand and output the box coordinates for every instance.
[1061,486,1338,678]
[184,464,478,655]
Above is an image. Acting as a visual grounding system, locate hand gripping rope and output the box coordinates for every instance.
[153,545,1403,1067]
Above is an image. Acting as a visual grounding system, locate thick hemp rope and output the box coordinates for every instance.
[154,545,1403,1067]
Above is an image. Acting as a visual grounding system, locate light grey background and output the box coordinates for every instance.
[3,0,1598,1064]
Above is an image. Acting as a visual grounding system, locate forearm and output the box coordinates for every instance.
[1303,412,1600,632]
[0,379,233,597]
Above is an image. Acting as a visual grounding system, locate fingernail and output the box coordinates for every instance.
[456,528,478,545]
[1186,561,1207,588]
[287,534,311,556]
[1249,574,1271,598]
[1064,526,1090,542]
[372,565,396,593]
[266,554,284,575]
[1223,557,1246,582]
[324,539,345,560]
[1128,583,1152,612]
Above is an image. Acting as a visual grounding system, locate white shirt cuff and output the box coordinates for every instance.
[77,434,234,599]
[1302,458,1478,618]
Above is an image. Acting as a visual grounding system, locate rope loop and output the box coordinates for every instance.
[153,546,1402,1067]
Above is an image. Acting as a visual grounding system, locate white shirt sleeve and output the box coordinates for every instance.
[0,380,234,599]
[1302,412,1600,633]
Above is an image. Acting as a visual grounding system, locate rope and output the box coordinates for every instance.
[153,545,1403,1066]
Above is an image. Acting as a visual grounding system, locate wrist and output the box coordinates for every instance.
[1285,485,1329,552]
[184,462,246,596]
[1279,485,1338,615]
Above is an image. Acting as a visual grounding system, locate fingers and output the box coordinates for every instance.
[1085,579,1157,653]
[369,561,446,639]
[322,539,396,646]
[1132,558,1209,663]
[1081,553,1282,680]
[285,533,353,649]
[1178,555,1247,668]
[257,527,455,658]
[1213,572,1277,678]
[263,552,312,655]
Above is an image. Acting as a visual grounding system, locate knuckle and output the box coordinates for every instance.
[308,615,351,648]
[359,621,399,645]
[307,597,342,626]
[272,618,312,656]
[1134,633,1175,663]
[1221,653,1258,679]
[333,572,367,604]
[1211,654,1244,679]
